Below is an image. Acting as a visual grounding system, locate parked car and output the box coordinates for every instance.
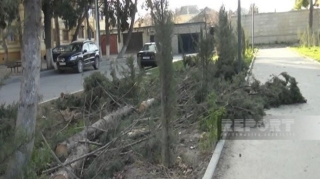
[56,40,100,73]
[43,45,69,62]
[137,42,157,68]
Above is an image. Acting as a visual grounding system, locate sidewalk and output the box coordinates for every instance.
[212,48,320,179]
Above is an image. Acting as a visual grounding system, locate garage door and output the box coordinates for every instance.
[178,33,199,54]
[100,34,118,55]
[122,32,143,53]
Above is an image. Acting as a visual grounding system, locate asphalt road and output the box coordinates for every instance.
[213,48,320,179]
[0,55,185,105]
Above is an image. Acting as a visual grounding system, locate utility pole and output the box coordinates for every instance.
[237,0,242,73]
[252,3,254,50]
[94,0,102,58]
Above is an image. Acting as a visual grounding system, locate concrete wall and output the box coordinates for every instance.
[0,3,95,64]
[231,9,320,45]
[140,22,205,54]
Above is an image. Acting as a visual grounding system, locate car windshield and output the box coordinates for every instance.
[66,43,83,52]
[52,45,69,53]
[142,44,156,51]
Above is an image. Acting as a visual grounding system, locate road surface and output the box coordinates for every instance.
[0,55,184,105]
[213,48,320,179]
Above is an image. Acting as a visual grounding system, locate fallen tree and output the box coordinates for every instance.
[50,98,156,179]
[55,105,135,158]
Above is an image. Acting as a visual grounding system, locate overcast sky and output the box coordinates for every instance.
[137,0,296,16]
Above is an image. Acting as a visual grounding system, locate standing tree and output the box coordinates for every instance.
[294,0,320,30]
[117,0,138,58]
[147,0,175,167]
[0,0,19,64]
[42,0,54,69]
[5,0,41,178]
[214,5,238,80]
[103,0,117,60]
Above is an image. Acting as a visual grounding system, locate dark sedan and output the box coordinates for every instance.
[137,42,157,68]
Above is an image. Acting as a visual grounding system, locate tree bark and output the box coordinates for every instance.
[51,100,155,178]
[5,0,41,178]
[72,12,86,42]
[117,0,137,59]
[104,0,111,59]
[43,0,54,69]
[55,105,135,157]
[54,16,61,46]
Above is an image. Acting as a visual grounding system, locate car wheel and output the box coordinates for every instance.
[93,56,99,70]
[58,69,64,73]
[77,60,84,73]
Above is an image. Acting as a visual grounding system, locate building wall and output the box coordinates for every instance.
[136,22,205,55]
[231,9,320,45]
[0,4,95,65]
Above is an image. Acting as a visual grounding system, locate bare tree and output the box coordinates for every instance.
[5,0,41,177]
[147,0,175,167]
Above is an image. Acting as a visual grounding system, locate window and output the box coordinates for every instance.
[6,31,16,43]
[78,26,84,39]
[88,27,94,39]
[99,11,103,20]
[67,43,83,52]
[53,29,57,41]
[142,44,156,51]
[63,30,68,41]
[42,26,45,40]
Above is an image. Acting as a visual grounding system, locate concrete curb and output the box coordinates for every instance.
[288,47,320,65]
[39,89,84,105]
[245,49,258,83]
[202,49,259,179]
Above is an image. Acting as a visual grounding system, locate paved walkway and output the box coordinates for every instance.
[213,48,320,179]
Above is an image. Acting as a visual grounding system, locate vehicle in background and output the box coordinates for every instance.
[137,42,157,68]
[43,45,69,62]
[56,40,100,73]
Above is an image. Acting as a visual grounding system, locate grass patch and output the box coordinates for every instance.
[292,46,320,61]
[212,48,256,66]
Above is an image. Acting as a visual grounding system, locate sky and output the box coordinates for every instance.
[137,0,296,17]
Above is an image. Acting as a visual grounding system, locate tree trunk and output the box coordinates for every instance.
[16,6,24,66]
[1,29,9,64]
[117,0,138,59]
[104,0,111,59]
[309,0,314,30]
[43,1,54,69]
[152,0,175,167]
[116,0,121,43]
[4,0,41,178]
[54,16,61,46]
[55,105,135,156]
[72,12,86,42]
[86,5,91,40]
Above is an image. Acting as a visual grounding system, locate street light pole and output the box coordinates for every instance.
[237,0,242,73]
[94,0,102,58]
[252,3,255,50]
[95,0,99,46]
